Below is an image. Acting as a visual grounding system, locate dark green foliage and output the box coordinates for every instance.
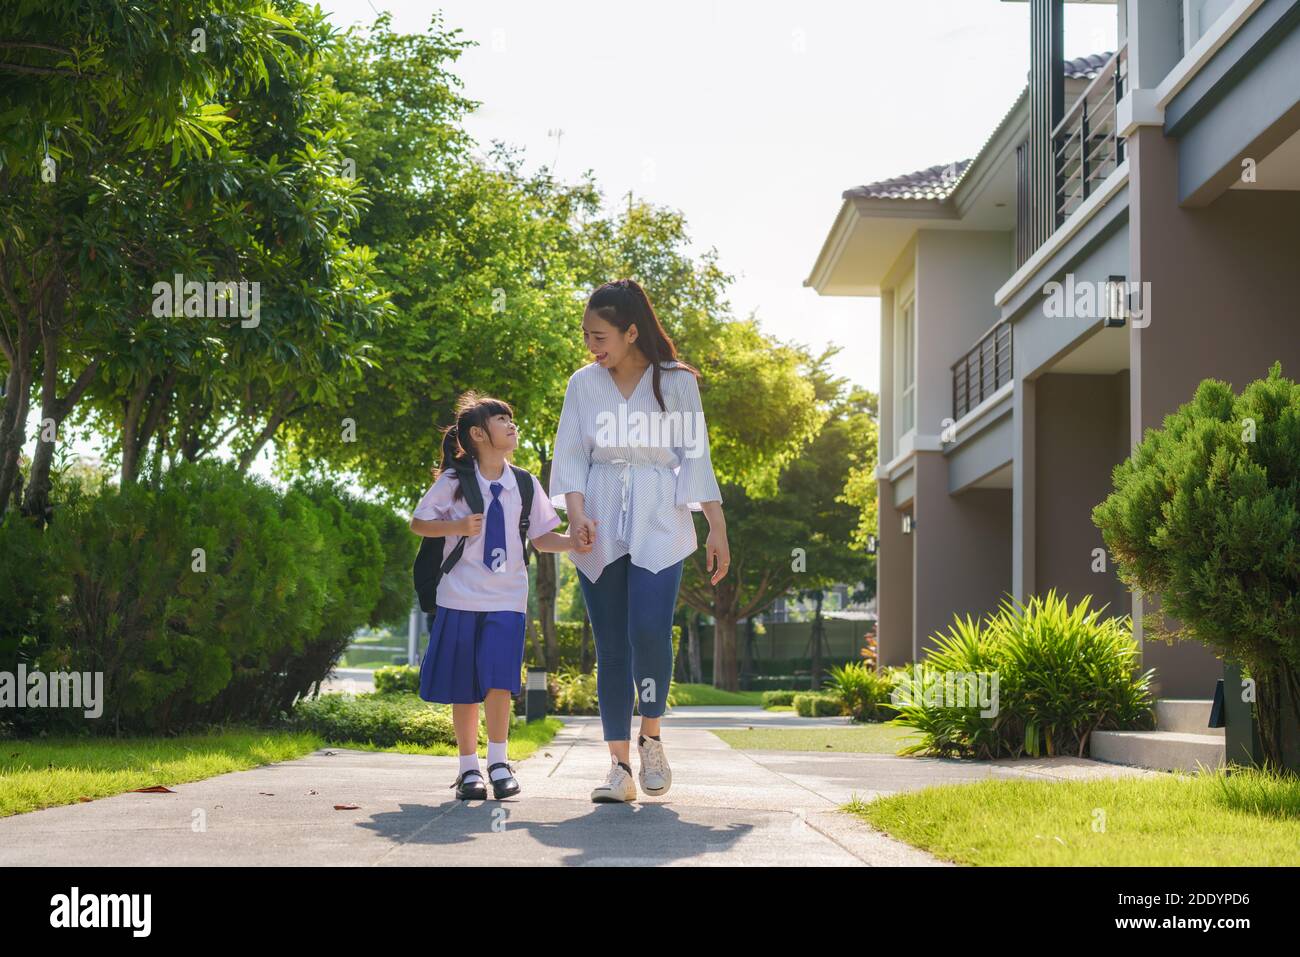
[292,691,476,749]
[889,593,1153,759]
[0,462,409,735]
[1093,364,1300,769]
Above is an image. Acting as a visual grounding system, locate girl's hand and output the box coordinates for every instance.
[572,532,593,554]
[458,514,484,537]
[572,516,597,550]
[706,525,730,585]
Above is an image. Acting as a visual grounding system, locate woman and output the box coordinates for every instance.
[549,278,730,803]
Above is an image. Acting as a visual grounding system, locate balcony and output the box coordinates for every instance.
[952,321,1013,421]
[1016,45,1128,268]
[1054,46,1127,224]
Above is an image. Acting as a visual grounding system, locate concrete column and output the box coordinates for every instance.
[875,476,912,669]
[1012,375,1036,601]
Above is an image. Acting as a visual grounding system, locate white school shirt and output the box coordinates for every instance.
[548,359,723,583]
[411,459,562,613]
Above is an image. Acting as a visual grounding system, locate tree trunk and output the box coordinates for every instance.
[1255,661,1300,773]
[688,613,702,684]
[236,387,297,474]
[714,615,739,691]
[0,357,33,515]
[534,454,558,670]
[21,318,99,522]
[580,607,593,674]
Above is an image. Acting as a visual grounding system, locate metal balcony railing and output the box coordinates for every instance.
[1053,46,1127,224]
[952,321,1012,421]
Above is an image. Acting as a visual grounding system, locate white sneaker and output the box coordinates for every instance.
[591,761,637,803]
[637,736,672,797]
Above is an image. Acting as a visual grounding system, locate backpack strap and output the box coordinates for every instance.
[440,466,485,576]
[511,465,534,562]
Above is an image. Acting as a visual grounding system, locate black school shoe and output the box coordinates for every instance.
[487,762,520,799]
[450,769,487,801]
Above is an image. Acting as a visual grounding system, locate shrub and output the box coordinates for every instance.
[1,461,408,735]
[1093,364,1300,771]
[825,661,895,722]
[373,665,420,695]
[889,592,1153,759]
[762,690,797,707]
[548,666,599,715]
[292,691,482,748]
[793,692,845,718]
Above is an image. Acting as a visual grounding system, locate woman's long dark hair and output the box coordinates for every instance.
[434,391,514,502]
[585,278,700,412]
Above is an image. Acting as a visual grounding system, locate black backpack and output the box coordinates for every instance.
[412,464,535,614]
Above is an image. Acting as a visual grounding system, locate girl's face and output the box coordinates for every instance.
[582,311,638,368]
[471,413,518,455]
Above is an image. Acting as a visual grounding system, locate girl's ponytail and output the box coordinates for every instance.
[432,391,515,502]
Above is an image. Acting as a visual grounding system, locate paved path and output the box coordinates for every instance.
[0,707,1154,867]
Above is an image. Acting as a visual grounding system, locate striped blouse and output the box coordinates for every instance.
[549,359,723,582]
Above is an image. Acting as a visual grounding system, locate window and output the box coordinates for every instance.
[898,298,916,442]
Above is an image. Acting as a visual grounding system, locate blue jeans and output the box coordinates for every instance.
[577,553,684,741]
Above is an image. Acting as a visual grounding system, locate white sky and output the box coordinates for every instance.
[320,0,1117,393]
[39,0,1117,476]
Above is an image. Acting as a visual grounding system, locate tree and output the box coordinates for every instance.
[1093,363,1300,772]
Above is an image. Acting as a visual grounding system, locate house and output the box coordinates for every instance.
[806,0,1300,706]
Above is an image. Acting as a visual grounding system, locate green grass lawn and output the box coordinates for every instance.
[846,769,1300,866]
[668,683,768,706]
[713,724,922,753]
[0,729,325,818]
[0,717,563,818]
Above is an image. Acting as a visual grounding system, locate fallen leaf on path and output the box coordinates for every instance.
[77,796,93,803]
[333,803,360,810]
[131,785,175,793]
[259,791,275,796]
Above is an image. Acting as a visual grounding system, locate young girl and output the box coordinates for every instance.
[410,391,589,800]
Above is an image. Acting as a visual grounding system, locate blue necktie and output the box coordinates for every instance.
[483,481,505,571]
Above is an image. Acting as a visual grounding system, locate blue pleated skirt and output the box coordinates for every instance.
[418,605,526,704]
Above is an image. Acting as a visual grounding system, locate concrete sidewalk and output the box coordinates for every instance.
[0,708,1154,866]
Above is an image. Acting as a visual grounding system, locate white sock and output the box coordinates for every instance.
[487,740,510,781]
[458,753,482,779]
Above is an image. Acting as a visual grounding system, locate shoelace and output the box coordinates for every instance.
[640,739,667,774]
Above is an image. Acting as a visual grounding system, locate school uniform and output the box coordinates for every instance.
[411,459,561,704]
[548,359,723,740]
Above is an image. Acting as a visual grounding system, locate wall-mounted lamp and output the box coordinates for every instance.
[1104,275,1128,328]
[901,514,914,535]
[866,534,878,555]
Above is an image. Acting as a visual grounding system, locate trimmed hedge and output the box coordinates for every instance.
[292,691,486,748]
[793,692,846,717]
[0,461,416,735]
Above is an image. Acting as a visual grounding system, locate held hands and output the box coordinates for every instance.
[570,514,597,553]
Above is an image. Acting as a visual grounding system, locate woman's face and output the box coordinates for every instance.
[582,311,638,368]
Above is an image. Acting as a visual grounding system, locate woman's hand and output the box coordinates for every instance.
[571,515,597,550]
[706,523,730,585]
[458,513,484,537]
